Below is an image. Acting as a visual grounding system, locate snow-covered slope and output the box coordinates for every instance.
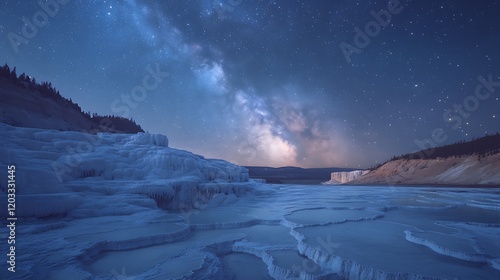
[350,154,500,185]
[0,123,260,218]
[323,170,370,184]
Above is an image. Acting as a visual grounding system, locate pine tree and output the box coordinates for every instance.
[1,63,10,78]
[10,67,17,81]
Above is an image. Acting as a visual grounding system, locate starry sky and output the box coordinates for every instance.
[1,0,499,168]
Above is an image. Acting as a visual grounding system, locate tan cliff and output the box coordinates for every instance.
[349,153,500,186]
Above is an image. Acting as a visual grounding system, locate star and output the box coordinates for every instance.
[1,0,499,167]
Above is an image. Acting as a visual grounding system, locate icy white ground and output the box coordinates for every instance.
[1,124,500,279]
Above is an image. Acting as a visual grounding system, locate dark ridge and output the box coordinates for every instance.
[90,114,144,134]
[0,63,144,134]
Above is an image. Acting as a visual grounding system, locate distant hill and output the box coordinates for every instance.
[371,133,500,170]
[0,63,143,134]
[352,133,500,186]
[245,166,357,184]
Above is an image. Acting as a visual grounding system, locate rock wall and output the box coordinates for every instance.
[349,154,500,185]
[324,170,370,184]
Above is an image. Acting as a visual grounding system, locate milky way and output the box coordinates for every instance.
[1,0,499,167]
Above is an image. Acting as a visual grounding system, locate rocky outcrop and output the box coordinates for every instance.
[349,153,500,185]
[323,170,370,184]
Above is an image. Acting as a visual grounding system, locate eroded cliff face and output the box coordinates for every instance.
[349,153,500,185]
[324,170,370,184]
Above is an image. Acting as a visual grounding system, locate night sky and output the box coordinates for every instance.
[1,0,499,168]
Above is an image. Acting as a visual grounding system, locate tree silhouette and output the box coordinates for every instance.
[0,63,10,78]
[10,67,17,81]
[1,63,145,134]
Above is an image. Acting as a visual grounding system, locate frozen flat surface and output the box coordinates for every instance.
[285,208,382,226]
[2,185,499,280]
[1,125,499,279]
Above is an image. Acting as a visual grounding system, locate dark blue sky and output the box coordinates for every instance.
[1,0,499,168]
